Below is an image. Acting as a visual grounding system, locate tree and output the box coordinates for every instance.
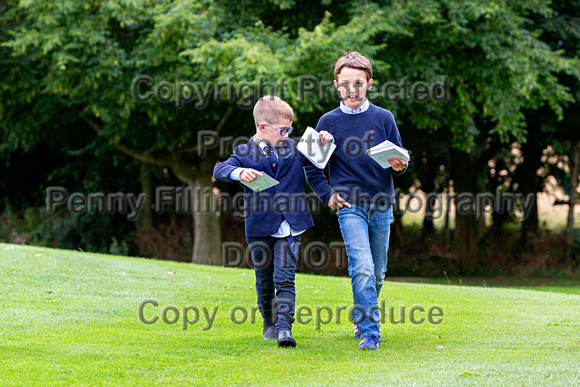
[1,0,391,264]
[3,0,297,263]
[530,0,580,261]
[3,0,579,272]
[359,0,579,271]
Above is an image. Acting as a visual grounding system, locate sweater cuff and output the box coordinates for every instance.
[319,188,334,207]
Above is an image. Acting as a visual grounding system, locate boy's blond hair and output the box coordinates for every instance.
[334,51,373,81]
[253,95,294,126]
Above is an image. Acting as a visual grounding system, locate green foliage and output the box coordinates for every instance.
[3,0,577,160]
[1,0,579,265]
[109,236,130,256]
[5,0,576,157]
[1,206,139,256]
[382,0,578,149]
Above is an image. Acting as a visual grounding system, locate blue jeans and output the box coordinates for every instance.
[337,203,393,338]
[246,235,300,334]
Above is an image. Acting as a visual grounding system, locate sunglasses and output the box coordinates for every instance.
[261,122,294,136]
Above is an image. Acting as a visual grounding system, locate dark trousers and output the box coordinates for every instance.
[246,235,300,333]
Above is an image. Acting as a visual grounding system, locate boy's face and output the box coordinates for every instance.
[334,67,373,110]
[256,118,293,147]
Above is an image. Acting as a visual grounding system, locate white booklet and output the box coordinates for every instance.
[240,172,279,192]
[296,126,336,169]
[367,140,410,169]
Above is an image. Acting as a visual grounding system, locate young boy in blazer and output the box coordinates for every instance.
[213,96,335,347]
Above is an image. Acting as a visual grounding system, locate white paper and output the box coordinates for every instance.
[296,126,336,169]
[367,140,410,169]
[240,172,279,192]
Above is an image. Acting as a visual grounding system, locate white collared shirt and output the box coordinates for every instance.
[340,99,369,114]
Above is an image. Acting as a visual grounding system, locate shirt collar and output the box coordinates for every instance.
[253,136,277,153]
[340,99,369,114]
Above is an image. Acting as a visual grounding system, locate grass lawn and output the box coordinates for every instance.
[1,243,579,385]
[391,277,580,296]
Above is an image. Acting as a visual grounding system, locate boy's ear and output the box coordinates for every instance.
[333,80,338,89]
[368,79,374,89]
[257,123,269,136]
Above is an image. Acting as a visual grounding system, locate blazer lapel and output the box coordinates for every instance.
[249,137,274,176]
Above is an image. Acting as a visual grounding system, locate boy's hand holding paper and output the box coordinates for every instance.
[367,140,410,170]
[318,130,334,146]
[296,126,336,169]
[387,157,408,172]
[240,168,263,183]
[239,169,279,192]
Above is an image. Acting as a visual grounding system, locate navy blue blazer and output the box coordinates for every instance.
[213,137,333,237]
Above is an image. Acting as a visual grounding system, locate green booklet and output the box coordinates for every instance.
[240,172,279,192]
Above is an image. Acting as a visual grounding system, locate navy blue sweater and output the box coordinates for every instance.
[314,104,407,204]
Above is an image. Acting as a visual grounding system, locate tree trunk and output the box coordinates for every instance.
[138,165,154,231]
[444,187,451,252]
[135,165,155,257]
[449,149,480,274]
[421,164,437,239]
[188,158,222,265]
[518,127,543,248]
[111,135,223,264]
[566,142,580,252]
[389,208,405,267]
[489,160,510,244]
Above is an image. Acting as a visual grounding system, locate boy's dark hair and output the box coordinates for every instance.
[334,51,373,81]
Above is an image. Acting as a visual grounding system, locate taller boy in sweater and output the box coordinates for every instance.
[313,51,408,349]
[213,96,335,347]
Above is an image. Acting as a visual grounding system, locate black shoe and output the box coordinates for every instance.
[277,329,296,347]
[263,326,276,340]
